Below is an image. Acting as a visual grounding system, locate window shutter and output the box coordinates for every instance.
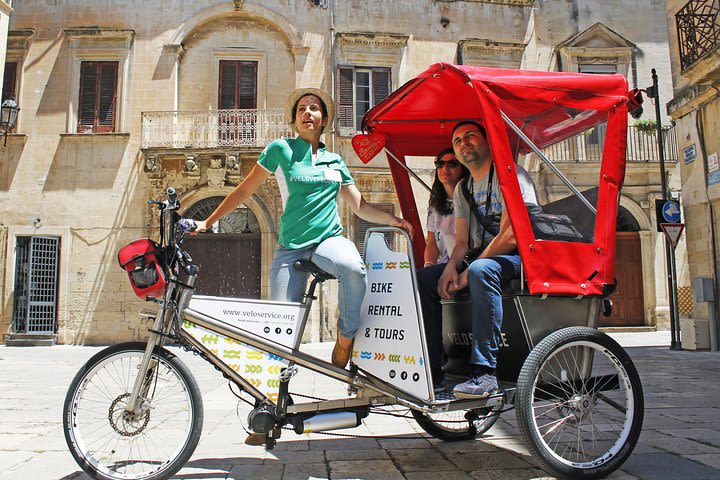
[96,62,118,132]
[337,66,354,136]
[78,61,118,133]
[78,62,98,133]
[237,62,257,109]
[2,62,17,102]
[355,204,394,256]
[372,67,391,107]
[219,61,238,109]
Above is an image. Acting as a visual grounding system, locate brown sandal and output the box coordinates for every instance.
[331,335,353,369]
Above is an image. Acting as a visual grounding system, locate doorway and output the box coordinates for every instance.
[601,207,645,327]
[182,197,261,298]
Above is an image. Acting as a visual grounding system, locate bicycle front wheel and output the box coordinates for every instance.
[63,342,203,480]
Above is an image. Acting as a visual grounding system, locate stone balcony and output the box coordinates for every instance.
[141,108,292,152]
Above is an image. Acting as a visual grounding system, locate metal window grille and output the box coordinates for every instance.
[12,236,61,334]
[676,0,720,71]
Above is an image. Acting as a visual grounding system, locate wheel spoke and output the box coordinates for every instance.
[519,329,641,477]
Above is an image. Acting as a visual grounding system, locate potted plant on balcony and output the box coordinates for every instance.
[633,119,657,134]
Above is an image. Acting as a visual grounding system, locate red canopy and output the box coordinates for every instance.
[358,63,631,297]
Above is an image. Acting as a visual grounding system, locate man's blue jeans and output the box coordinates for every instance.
[270,235,367,339]
[418,254,521,372]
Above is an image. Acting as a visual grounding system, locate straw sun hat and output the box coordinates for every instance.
[286,87,335,132]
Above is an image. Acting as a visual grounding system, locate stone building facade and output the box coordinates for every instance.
[664,0,720,349]
[0,0,680,345]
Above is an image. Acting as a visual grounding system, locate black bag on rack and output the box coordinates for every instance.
[526,204,584,242]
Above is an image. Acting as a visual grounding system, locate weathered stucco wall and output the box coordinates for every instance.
[0,0,678,343]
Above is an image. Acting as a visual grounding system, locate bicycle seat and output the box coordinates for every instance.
[293,260,336,282]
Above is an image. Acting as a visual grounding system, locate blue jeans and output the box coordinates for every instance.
[418,255,521,371]
[270,235,367,339]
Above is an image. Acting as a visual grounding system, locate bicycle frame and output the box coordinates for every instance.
[123,203,505,429]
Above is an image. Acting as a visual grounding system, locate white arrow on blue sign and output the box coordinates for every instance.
[662,201,681,223]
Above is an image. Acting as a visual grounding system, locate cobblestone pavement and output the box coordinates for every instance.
[1,332,719,480]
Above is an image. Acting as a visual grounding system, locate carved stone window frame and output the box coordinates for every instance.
[5,29,35,131]
[210,49,267,110]
[335,32,408,136]
[457,38,526,68]
[64,28,134,134]
[557,23,636,77]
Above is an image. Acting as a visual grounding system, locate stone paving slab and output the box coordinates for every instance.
[2,334,720,479]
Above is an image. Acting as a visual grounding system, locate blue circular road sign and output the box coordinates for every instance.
[662,201,681,223]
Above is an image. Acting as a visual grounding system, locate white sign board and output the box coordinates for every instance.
[660,223,685,249]
[353,232,432,401]
[709,152,719,173]
[184,297,306,401]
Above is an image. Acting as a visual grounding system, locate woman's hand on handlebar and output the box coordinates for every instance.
[190,220,208,235]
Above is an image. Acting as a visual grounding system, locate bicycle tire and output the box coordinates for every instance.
[515,327,643,479]
[63,342,204,480]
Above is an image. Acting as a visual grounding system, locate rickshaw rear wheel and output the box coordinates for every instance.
[516,327,643,479]
[411,404,501,441]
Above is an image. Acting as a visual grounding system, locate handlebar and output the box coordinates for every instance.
[148,188,180,210]
[178,218,197,232]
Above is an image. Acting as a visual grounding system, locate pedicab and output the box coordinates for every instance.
[62,63,643,480]
[353,62,644,478]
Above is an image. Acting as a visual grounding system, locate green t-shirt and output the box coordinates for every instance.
[257,137,354,249]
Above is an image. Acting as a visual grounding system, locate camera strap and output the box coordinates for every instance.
[461,163,494,253]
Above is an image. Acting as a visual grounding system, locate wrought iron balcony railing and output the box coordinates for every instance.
[676,0,720,71]
[541,124,679,163]
[141,109,293,149]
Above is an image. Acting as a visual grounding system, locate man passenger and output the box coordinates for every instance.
[418,121,537,398]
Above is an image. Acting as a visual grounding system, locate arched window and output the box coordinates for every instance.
[184,196,259,234]
[616,206,641,232]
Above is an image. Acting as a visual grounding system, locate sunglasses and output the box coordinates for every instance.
[435,160,461,169]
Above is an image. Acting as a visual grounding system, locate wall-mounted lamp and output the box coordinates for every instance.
[1,98,20,146]
[440,16,450,28]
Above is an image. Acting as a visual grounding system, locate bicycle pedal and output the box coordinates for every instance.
[279,365,298,381]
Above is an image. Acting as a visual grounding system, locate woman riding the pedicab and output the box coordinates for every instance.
[423,148,469,268]
[194,87,412,369]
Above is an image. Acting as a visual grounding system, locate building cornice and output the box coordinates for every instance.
[435,0,533,6]
[458,38,526,56]
[7,29,35,50]
[0,0,13,16]
[336,32,410,49]
[63,27,135,47]
[667,84,718,119]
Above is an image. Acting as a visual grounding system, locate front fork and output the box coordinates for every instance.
[125,273,197,413]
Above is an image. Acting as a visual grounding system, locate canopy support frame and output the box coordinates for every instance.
[499,110,597,215]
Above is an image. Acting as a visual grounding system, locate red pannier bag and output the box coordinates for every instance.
[117,238,166,299]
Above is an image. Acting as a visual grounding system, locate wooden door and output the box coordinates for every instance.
[602,232,644,326]
[183,234,261,298]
